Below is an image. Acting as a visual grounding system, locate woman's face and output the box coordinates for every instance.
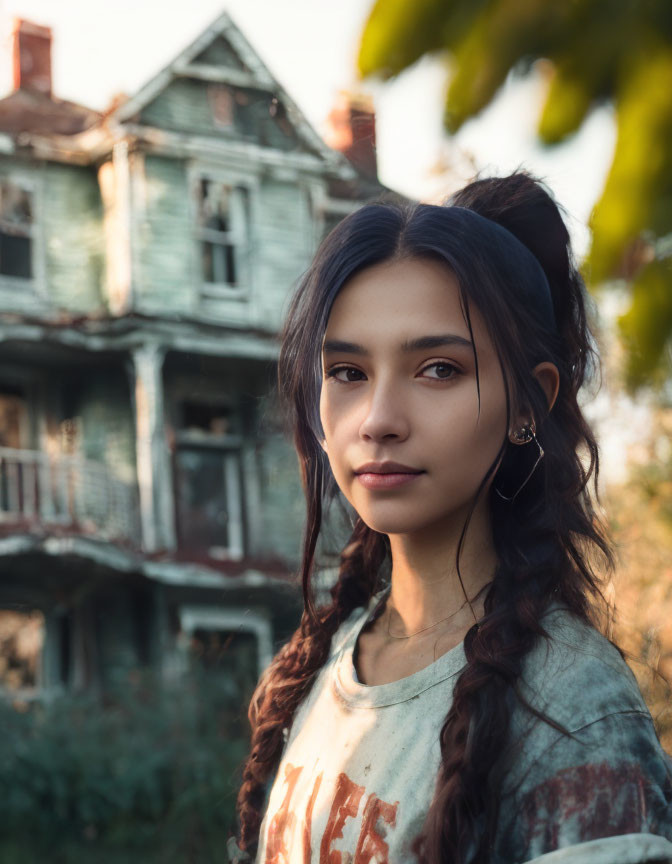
[319,256,510,537]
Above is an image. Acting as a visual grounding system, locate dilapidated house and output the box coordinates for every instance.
[0,12,397,705]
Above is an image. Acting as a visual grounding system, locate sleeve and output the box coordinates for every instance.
[494,711,672,864]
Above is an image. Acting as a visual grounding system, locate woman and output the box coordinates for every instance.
[230,172,672,863]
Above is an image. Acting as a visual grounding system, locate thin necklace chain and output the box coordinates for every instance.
[385,596,471,639]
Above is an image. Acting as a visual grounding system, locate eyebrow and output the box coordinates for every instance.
[322,334,474,355]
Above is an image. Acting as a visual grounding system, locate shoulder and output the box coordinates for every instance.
[495,607,672,863]
[516,605,648,733]
[505,605,664,790]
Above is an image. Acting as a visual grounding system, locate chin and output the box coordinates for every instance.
[356,508,440,537]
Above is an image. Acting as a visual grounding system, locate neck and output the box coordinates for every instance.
[385,499,496,637]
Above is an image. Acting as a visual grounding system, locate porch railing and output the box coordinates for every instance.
[0,447,140,546]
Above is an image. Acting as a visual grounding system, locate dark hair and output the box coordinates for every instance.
[235,170,614,863]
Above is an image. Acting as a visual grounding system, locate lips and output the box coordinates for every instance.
[354,460,423,475]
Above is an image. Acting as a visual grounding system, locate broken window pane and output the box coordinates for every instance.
[0,180,33,279]
[197,178,248,288]
[0,608,44,691]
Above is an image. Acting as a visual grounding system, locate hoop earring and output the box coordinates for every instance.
[494,420,544,503]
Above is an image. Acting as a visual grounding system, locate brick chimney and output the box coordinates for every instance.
[325,91,377,179]
[12,19,53,98]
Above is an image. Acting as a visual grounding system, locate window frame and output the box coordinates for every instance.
[0,167,46,298]
[173,427,244,562]
[0,606,46,702]
[178,606,272,678]
[188,163,257,304]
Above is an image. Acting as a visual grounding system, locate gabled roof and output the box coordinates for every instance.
[107,10,347,171]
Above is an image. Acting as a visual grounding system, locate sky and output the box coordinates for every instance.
[0,0,644,482]
[0,0,616,256]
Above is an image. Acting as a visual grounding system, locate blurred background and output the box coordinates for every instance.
[0,1,669,861]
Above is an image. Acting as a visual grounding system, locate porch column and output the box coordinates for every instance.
[129,343,176,553]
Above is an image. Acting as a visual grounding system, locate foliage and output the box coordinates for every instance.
[0,666,248,863]
[604,438,672,752]
[358,0,672,388]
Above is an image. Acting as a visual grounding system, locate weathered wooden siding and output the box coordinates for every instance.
[44,163,104,313]
[256,431,305,564]
[193,35,248,70]
[139,79,302,152]
[135,155,193,316]
[253,178,315,329]
[0,158,102,316]
[138,156,320,332]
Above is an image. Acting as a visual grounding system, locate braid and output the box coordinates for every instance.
[235,513,387,855]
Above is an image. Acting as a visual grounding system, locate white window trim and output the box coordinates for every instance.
[178,606,273,677]
[0,166,47,299]
[187,162,259,305]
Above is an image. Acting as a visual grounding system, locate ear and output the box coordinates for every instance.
[511,361,560,432]
[532,361,560,414]
[319,436,328,453]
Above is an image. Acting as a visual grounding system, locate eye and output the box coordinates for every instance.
[419,362,460,380]
[325,365,366,383]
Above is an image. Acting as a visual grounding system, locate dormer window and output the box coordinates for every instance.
[0,180,33,279]
[196,177,250,297]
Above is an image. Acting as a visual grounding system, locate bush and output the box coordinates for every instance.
[0,667,249,863]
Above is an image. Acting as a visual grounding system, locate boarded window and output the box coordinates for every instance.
[207,84,235,130]
[197,178,249,290]
[0,180,33,279]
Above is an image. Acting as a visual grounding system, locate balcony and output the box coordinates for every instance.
[0,447,140,547]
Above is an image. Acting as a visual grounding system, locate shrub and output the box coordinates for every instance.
[0,666,248,863]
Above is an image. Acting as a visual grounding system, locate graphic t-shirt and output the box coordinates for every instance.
[251,588,672,864]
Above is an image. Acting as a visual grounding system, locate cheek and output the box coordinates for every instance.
[320,389,353,442]
[431,389,507,476]
[319,391,343,462]
[318,388,333,445]
[467,405,508,478]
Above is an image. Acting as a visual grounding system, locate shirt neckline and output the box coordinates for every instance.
[332,587,468,708]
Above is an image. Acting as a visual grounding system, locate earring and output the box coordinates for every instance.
[494,420,544,503]
[509,421,536,445]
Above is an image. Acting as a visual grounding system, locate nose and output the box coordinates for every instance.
[358,375,410,442]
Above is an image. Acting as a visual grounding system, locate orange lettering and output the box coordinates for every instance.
[303,771,323,863]
[354,794,399,863]
[320,772,365,864]
[265,762,303,864]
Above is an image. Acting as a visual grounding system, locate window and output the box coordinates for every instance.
[207,84,235,130]
[177,607,272,737]
[196,178,250,294]
[173,400,243,560]
[178,607,272,679]
[0,179,33,279]
[0,389,28,449]
[0,608,45,696]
